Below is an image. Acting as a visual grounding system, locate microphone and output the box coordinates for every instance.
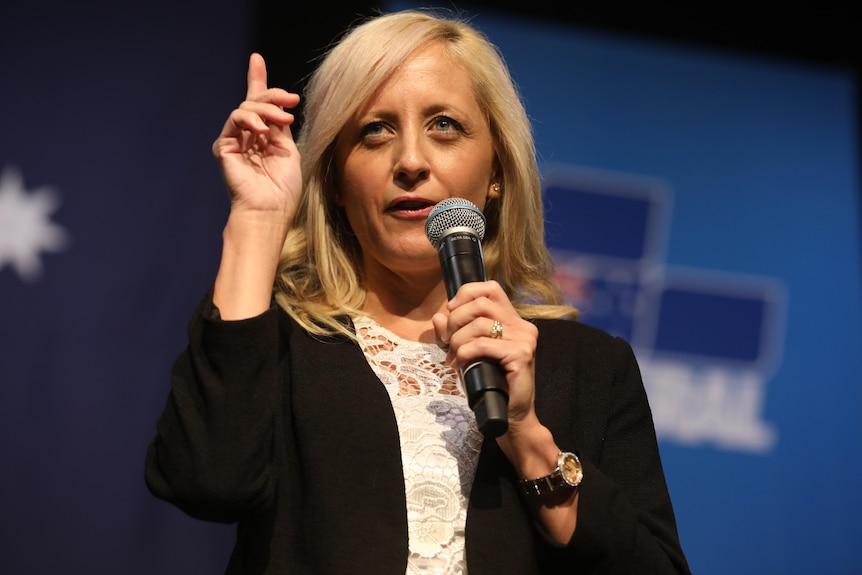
[425,198,508,438]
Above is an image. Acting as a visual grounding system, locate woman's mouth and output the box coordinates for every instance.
[386,199,436,218]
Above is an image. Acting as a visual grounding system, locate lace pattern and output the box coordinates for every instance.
[355,317,483,575]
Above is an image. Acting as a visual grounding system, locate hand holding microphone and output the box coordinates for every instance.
[425,198,509,438]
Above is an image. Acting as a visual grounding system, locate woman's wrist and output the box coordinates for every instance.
[213,211,290,320]
[497,415,561,480]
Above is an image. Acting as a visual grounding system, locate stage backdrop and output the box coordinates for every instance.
[2,1,860,574]
[384,2,862,573]
[0,1,243,572]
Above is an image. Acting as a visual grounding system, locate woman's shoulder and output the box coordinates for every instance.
[531,317,638,377]
[532,317,619,347]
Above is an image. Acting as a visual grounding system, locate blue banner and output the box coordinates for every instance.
[424,6,862,574]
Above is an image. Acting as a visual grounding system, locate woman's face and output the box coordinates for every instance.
[332,41,499,281]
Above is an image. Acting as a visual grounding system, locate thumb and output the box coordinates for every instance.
[431,312,450,350]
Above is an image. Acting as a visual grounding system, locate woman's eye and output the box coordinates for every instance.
[432,116,462,133]
[362,122,384,136]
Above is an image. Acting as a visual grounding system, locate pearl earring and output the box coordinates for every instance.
[492,183,501,193]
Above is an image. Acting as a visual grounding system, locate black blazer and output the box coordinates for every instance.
[145,294,690,574]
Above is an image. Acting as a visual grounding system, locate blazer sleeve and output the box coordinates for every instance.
[534,324,691,574]
[144,291,285,523]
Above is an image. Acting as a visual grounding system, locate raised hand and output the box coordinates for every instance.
[213,53,302,223]
[212,54,302,320]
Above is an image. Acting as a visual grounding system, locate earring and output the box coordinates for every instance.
[491,182,501,193]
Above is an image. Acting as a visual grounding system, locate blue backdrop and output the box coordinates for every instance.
[2,1,860,574]
[413,5,861,574]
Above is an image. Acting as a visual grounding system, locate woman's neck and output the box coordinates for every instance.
[361,270,449,343]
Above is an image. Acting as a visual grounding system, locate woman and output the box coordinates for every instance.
[145,9,690,574]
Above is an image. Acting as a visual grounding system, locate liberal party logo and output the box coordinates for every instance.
[542,164,784,454]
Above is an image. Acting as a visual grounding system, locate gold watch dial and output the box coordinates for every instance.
[560,453,583,486]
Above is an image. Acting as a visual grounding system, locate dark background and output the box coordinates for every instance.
[254,1,860,135]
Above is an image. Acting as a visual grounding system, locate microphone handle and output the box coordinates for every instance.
[463,361,509,437]
[439,232,486,298]
[438,232,509,437]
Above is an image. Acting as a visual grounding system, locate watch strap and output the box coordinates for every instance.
[518,451,582,497]
[520,468,565,497]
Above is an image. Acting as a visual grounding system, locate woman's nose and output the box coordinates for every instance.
[393,137,430,187]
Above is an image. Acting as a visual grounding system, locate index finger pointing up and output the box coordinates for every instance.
[246,52,268,99]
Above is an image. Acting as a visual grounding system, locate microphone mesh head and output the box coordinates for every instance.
[425,198,487,247]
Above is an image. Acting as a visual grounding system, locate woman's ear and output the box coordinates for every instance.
[488,159,503,199]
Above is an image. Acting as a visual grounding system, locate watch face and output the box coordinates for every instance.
[560,453,583,486]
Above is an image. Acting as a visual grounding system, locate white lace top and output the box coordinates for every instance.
[354,316,484,575]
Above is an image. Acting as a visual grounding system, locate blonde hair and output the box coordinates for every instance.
[275,9,577,337]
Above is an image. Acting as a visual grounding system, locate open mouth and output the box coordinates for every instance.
[386,199,436,215]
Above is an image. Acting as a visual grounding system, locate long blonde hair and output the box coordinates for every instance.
[275,9,577,337]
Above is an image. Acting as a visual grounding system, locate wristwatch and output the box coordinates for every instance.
[519,451,583,497]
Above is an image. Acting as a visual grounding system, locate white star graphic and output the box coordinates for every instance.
[0,165,69,281]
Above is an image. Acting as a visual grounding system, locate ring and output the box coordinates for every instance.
[489,320,503,339]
